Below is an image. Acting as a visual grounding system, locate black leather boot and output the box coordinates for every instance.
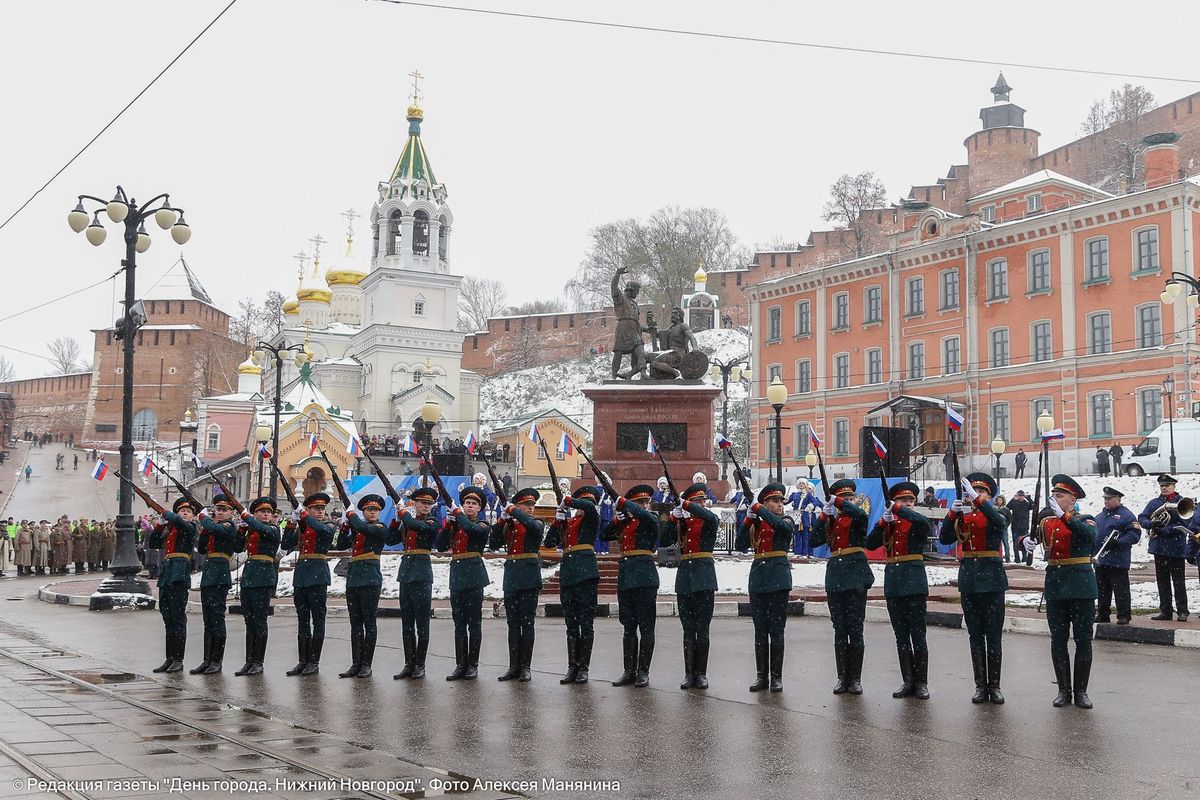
[970,644,988,703]
[749,642,769,692]
[300,636,322,675]
[1072,652,1092,709]
[464,634,481,680]
[447,633,468,681]
[832,640,850,695]
[769,640,785,693]
[847,643,864,695]
[560,636,579,685]
[153,633,174,673]
[286,635,309,676]
[1051,647,1072,707]
[234,629,255,676]
[339,631,363,679]
[357,633,375,678]
[986,650,1004,704]
[612,634,638,686]
[892,646,915,698]
[633,637,653,688]
[203,635,224,674]
[497,630,522,681]
[692,639,709,690]
[189,631,212,674]
[166,634,186,673]
[679,640,696,690]
[411,636,428,679]
[518,631,535,682]
[247,631,267,675]
[394,633,417,680]
[912,648,930,700]
[573,635,592,684]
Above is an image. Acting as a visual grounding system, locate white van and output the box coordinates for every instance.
[1122,418,1200,476]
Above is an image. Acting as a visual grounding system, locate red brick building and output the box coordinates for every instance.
[0,373,91,442]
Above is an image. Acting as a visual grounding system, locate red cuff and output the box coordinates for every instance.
[346,509,358,517]
[240,511,250,520]
[616,497,627,509]
[751,502,762,513]
[300,509,309,518]
[972,496,984,508]
[833,497,844,509]
[563,495,572,504]
[505,504,516,514]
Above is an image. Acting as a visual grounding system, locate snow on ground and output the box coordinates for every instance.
[1008,579,1200,610]
[479,327,751,437]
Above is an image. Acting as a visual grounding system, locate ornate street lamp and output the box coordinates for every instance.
[805,450,818,480]
[990,436,1006,489]
[255,422,272,497]
[252,342,309,503]
[766,375,787,484]
[1036,410,1055,509]
[419,398,442,485]
[1163,376,1177,474]
[710,358,750,480]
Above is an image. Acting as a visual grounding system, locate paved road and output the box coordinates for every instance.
[0,574,1195,800]
[1,442,159,521]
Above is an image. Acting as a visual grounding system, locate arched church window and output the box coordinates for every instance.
[390,365,408,395]
[413,369,423,385]
[132,408,158,441]
[372,223,380,259]
[359,364,372,397]
[438,215,449,261]
[412,210,429,256]
[387,210,402,256]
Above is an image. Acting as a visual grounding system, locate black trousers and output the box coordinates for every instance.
[1095,565,1131,621]
[961,591,1005,655]
[617,586,657,640]
[200,585,230,637]
[1047,598,1094,663]
[1013,465,1025,478]
[1154,556,1189,615]
[346,585,381,639]
[885,595,928,654]
[451,587,484,640]
[398,581,432,639]
[560,579,598,640]
[294,585,327,639]
[828,587,867,648]
[241,586,271,638]
[504,587,540,639]
[158,583,189,639]
[750,589,788,646]
[679,589,715,644]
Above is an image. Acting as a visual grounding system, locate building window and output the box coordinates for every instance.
[767,306,782,342]
[980,205,995,223]
[386,209,402,255]
[1032,398,1054,440]
[990,328,1010,368]
[1089,392,1113,437]
[834,354,850,388]
[768,364,782,384]
[866,349,882,384]
[1139,387,1162,434]
[834,419,850,456]
[1027,194,1042,213]
[206,424,221,452]
[990,402,1011,443]
[131,408,157,441]
[794,423,811,457]
[796,360,811,394]
[413,369,423,385]
[864,286,881,324]
[1032,321,1053,362]
[940,269,960,310]
[1028,250,1051,294]
[795,301,811,336]
[1088,312,1112,354]
[413,299,425,316]
[412,210,430,256]
[906,277,924,316]
[1136,305,1162,348]
[942,337,961,375]
[908,342,925,379]
[1135,227,1159,273]
[1085,237,1109,282]
[987,259,1008,300]
[834,293,849,329]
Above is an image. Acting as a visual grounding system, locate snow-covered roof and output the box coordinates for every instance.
[140,324,202,331]
[969,169,1112,203]
[489,407,589,438]
[867,394,966,415]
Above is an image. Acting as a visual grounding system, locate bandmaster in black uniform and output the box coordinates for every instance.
[491,487,545,682]
[337,493,388,678]
[389,486,440,680]
[281,492,335,676]
[234,497,279,676]
[149,498,199,673]
[436,486,492,681]
[601,484,661,688]
[812,479,873,695]
[736,482,796,693]
[543,485,602,684]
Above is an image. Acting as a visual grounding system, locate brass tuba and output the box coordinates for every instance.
[1150,497,1195,531]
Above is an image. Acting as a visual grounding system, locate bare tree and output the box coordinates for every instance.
[1078,84,1156,191]
[0,355,14,383]
[506,298,566,316]
[262,290,285,338]
[47,337,82,375]
[230,292,287,344]
[457,275,509,332]
[822,172,889,258]
[755,235,804,252]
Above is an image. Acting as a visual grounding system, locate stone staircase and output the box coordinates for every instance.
[542,552,623,595]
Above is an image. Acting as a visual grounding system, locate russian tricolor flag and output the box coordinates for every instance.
[139,455,154,477]
[947,407,965,432]
[402,432,417,453]
[258,442,272,460]
[1041,428,1065,441]
[716,434,733,450]
[559,432,574,456]
[646,430,658,455]
[871,433,888,460]
[91,460,108,481]
[809,429,822,449]
[464,430,477,454]
[308,433,319,457]
[528,422,540,444]
[347,434,361,458]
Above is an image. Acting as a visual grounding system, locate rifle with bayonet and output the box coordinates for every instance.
[415,445,457,508]
[148,461,203,513]
[536,428,565,506]
[192,462,246,515]
[114,469,167,515]
[654,448,679,507]
[480,451,509,507]
[267,459,301,509]
[362,449,405,508]
[318,450,353,511]
[575,441,619,502]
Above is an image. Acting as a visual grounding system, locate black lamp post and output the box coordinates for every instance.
[766,375,787,484]
[1164,376,1177,474]
[252,341,310,503]
[418,398,442,486]
[709,357,750,481]
[69,187,191,610]
[990,436,1006,491]
[254,422,271,497]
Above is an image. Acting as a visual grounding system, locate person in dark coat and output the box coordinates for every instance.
[661,482,720,690]
[490,487,545,682]
[437,487,493,681]
[1108,443,1124,476]
[1013,449,1027,479]
[389,486,440,679]
[1006,491,1033,562]
[337,494,388,678]
[542,485,601,684]
[280,493,335,676]
[736,483,796,693]
[600,484,660,688]
[1092,486,1140,624]
[148,498,199,673]
[1038,475,1098,708]
[1138,474,1191,621]
[1094,447,1110,478]
[235,497,280,676]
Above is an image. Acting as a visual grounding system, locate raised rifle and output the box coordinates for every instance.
[362,449,405,509]
[415,445,456,508]
[654,449,680,507]
[193,462,246,515]
[479,451,509,508]
[536,429,565,506]
[114,470,166,516]
[948,434,972,551]
[318,450,353,510]
[575,442,619,502]
[267,459,301,509]
[148,461,203,513]
[874,449,894,555]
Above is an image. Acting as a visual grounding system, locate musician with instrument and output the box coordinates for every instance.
[864,481,931,700]
[787,478,821,556]
[1039,475,1098,709]
[191,494,242,675]
[661,482,720,690]
[601,484,661,688]
[490,487,545,682]
[436,486,492,681]
[147,497,200,673]
[1138,474,1192,622]
[811,479,873,695]
[1092,486,1140,625]
[281,493,335,676]
[234,497,280,677]
[941,472,1008,704]
[736,482,796,693]
[388,486,440,680]
[336,493,388,679]
[542,486,602,685]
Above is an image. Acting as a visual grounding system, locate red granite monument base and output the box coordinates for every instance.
[573,382,728,498]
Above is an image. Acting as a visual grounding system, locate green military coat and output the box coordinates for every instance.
[940,497,1009,594]
[864,505,929,597]
[198,516,240,589]
[388,512,438,584]
[281,514,334,588]
[810,498,874,593]
[337,512,387,589]
[435,510,492,592]
[661,500,719,595]
[238,515,279,590]
[490,507,544,593]
[600,499,660,592]
[150,512,196,588]
[542,497,601,587]
[1040,511,1099,602]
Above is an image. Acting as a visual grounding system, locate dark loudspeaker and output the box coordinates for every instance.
[859,426,912,478]
[433,452,468,477]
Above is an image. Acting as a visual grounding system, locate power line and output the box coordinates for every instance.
[370,1,1200,85]
[0,0,240,235]
[0,270,121,326]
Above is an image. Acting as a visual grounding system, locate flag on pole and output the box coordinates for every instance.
[715,434,733,450]
[528,422,540,444]
[402,432,417,453]
[871,433,888,460]
[1040,428,1065,441]
[191,452,206,469]
[559,432,574,456]
[91,460,108,481]
[646,430,658,455]
[809,429,822,449]
[464,430,477,454]
[139,455,154,477]
[308,433,319,457]
[258,442,272,460]
[347,433,361,458]
[947,407,965,432]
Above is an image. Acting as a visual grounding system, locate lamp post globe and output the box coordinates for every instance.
[805,450,818,480]
[766,376,786,483]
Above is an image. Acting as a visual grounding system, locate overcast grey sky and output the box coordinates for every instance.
[2,0,1198,379]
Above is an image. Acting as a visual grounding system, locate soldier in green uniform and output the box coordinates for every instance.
[281,492,335,676]
[148,498,199,673]
[736,483,795,693]
[601,484,660,688]
[663,482,720,690]
[389,486,439,680]
[543,486,602,684]
[1039,474,1098,709]
[336,493,388,678]
[941,472,1009,704]
[234,497,279,677]
[191,496,241,675]
[490,487,545,682]
[865,481,931,700]
[436,486,492,681]
[811,479,873,695]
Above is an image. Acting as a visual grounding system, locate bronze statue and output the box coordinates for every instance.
[611,267,651,379]
[647,307,707,379]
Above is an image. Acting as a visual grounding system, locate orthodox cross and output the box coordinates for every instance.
[409,69,424,105]
[293,250,309,280]
[341,208,360,249]
[309,233,326,263]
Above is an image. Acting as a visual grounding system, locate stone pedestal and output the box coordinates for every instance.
[574,381,728,499]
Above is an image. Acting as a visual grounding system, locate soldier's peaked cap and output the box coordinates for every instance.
[889,481,920,501]
[458,486,486,506]
[682,482,709,501]
[173,497,201,513]
[1050,474,1086,499]
[625,484,655,501]
[511,487,541,504]
[248,497,276,513]
[410,487,439,503]
[303,492,331,507]
[828,478,857,497]
[358,493,386,511]
[757,483,786,503]
[965,472,997,497]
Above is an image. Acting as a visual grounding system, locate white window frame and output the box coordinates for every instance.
[1088,391,1114,437]
[833,418,850,456]
[1137,386,1163,434]
[939,268,960,310]
[866,348,883,385]
[980,205,996,223]
[834,353,850,389]
[1028,249,1052,294]
[1027,193,1042,213]
[907,341,925,380]
[1087,311,1112,355]
[1031,319,1053,362]
[942,336,961,375]
[1084,236,1109,283]
[767,305,782,342]
[1135,303,1162,349]
[206,424,221,452]
[905,277,925,316]
[987,258,1008,300]
[1133,226,1160,273]
[796,360,811,394]
[833,292,850,329]
[795,300,811,336]
[989,327,1010,368]
[863,285,882,324]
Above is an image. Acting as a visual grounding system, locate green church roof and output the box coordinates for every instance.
[389,106,439,188]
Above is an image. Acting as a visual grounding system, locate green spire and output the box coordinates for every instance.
[389,106,438,187]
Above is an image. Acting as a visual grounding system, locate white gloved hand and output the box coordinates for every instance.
[822,501,837,517]
[554,510,567,521]
[744,509,757,522]
[961,479,979,501]
[289,510,301,523]
[499,507,511,521]
[670,506,686,519]
[951,499,968,514]
[1052,501,1066,518]
[881,509,895,523]
[613,511,627,522]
